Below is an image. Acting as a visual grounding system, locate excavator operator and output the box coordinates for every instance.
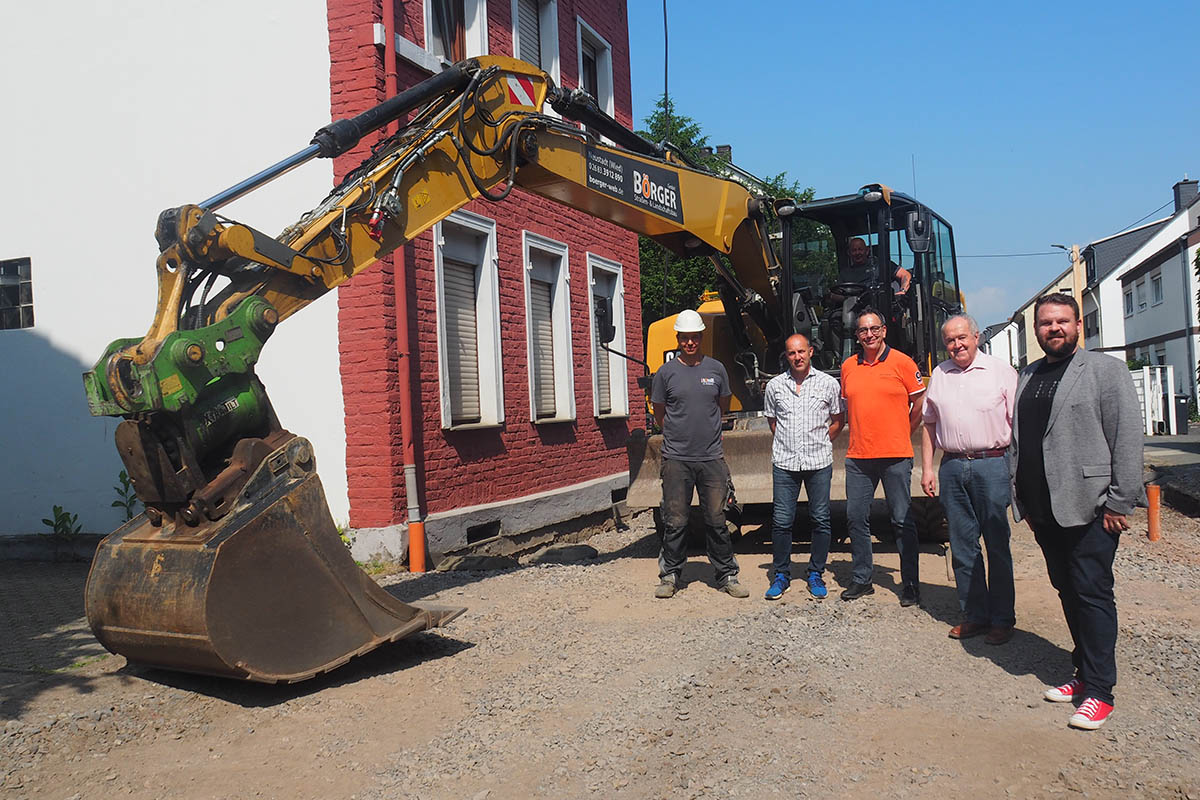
[835,237,912,299]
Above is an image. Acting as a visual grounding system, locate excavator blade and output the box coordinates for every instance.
[626,426,946,541]
[85,439,464,683]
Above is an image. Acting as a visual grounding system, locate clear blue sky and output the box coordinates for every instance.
[627,1,1197,327]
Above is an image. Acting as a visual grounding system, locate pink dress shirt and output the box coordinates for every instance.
[922,350,1019,453]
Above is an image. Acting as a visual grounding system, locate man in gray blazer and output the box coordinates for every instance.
[1010,293,1145,731]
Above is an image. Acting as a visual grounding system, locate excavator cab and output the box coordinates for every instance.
[784,184,963,374]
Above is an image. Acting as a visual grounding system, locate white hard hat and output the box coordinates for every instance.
[673,309,706,333]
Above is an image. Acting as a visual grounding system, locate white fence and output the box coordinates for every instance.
[1130,365,1177,435]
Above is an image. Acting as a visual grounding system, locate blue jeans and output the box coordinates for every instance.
[845,457,919,586]
[770,464,833,581]
[939,455,1015,626]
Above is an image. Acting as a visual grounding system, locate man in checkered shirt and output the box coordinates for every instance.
[763,333,846,600]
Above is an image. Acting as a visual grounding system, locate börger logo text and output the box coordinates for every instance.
[632,170,678,212]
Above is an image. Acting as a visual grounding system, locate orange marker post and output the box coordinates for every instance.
[409,520,427,573]
[1146,484,1161,542]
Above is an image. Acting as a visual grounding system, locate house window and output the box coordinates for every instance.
[588,254,628,418]
[1084,310,1098,339]
[1151,273,1163,305]
[426,0,488,64]
[576,19,613,117]
[1154,345,1167,366]
[513,0,558,77]
[435,211,503,428]
[1123,289,1133,317]
[522,233,574,422]
[1135,279,1147,311]
[0,258,34,330]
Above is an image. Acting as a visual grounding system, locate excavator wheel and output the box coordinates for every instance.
[911,496,949,543]
[85,436,464,683]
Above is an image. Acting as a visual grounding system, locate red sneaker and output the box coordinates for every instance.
[1044,678,1084,703]
[1068,697,1114,730]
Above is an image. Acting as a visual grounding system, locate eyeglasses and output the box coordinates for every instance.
[856,325,885,336]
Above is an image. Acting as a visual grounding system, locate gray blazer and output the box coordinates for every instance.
[1010,347,1146,526]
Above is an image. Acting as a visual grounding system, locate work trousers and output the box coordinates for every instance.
[845,457,919,587]
[1031,514,1119,706]
[770,463,833,581]
[658,458,739,585]
[939,455,1016,626]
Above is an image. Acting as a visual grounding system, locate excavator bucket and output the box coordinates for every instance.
[85,437,464,683]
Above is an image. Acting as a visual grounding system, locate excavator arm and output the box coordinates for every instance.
[82,56,783,683]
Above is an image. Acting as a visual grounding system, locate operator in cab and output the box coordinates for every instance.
[830,237,912,303]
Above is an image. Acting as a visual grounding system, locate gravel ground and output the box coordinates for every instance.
[2,504,1199,799]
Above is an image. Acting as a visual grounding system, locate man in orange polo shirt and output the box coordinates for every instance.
[840,308,926,604]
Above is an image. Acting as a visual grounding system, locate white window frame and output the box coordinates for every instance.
[522,232,575,423]
[423,0,489,67]
[1151,272,1163,306]
[1135,278,1147,312]
[1123,289,1134,318]
[587,253,629,418]
[434,210,504,429]
[511,0,560,82]
[575,17,614,118]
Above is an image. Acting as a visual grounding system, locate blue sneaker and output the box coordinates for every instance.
[806,571,828,599]
[764,575,790,600]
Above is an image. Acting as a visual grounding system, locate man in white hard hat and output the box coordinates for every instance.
[649,309,748,599]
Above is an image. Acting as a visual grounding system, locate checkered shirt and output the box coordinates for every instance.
[763,368,844,471]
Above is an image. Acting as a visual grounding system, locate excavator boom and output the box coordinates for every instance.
[83,56,785,682]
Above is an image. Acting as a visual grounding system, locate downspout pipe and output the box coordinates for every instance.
[380,0,427,572]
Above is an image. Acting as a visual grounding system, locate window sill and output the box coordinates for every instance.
[443,421,504,432]
[594,413,629,421]
[532,416,576,426]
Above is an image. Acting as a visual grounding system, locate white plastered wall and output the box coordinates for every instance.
[0,2,347,533]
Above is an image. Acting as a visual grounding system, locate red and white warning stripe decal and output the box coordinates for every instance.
[506,75,537,108]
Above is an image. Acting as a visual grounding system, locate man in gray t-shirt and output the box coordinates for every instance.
[648,309,746,600]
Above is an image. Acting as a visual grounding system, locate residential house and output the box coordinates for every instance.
[1113,180,1200,399]
[333,0,642,557]
[981,320,1020,368]
[1079,213,1170,359]
[0,1,344,535]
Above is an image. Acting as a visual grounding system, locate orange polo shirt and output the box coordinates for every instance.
[840,345,925,458]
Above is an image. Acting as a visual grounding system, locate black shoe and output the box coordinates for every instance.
[900,584,921,607]
[840,582,875,601]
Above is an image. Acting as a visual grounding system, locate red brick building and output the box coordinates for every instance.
[327,0,642,555]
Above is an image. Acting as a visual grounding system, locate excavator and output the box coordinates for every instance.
[82,55,799,683]
[626,184,966,529]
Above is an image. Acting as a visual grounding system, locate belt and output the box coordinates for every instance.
[942,448,1007,460]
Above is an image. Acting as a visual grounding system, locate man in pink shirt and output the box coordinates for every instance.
[921,315,1019,645]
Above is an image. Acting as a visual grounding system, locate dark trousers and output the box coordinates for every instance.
[1031,515,1119,705]
[939,455,1015,626]
[770,463,833,581]
[845,457,919,586]
[659,458,739,584]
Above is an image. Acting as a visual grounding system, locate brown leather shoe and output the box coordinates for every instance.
[948,622,989,639]
[985,625,1014,645]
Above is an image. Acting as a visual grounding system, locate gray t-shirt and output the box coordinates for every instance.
[650,355,731,461]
